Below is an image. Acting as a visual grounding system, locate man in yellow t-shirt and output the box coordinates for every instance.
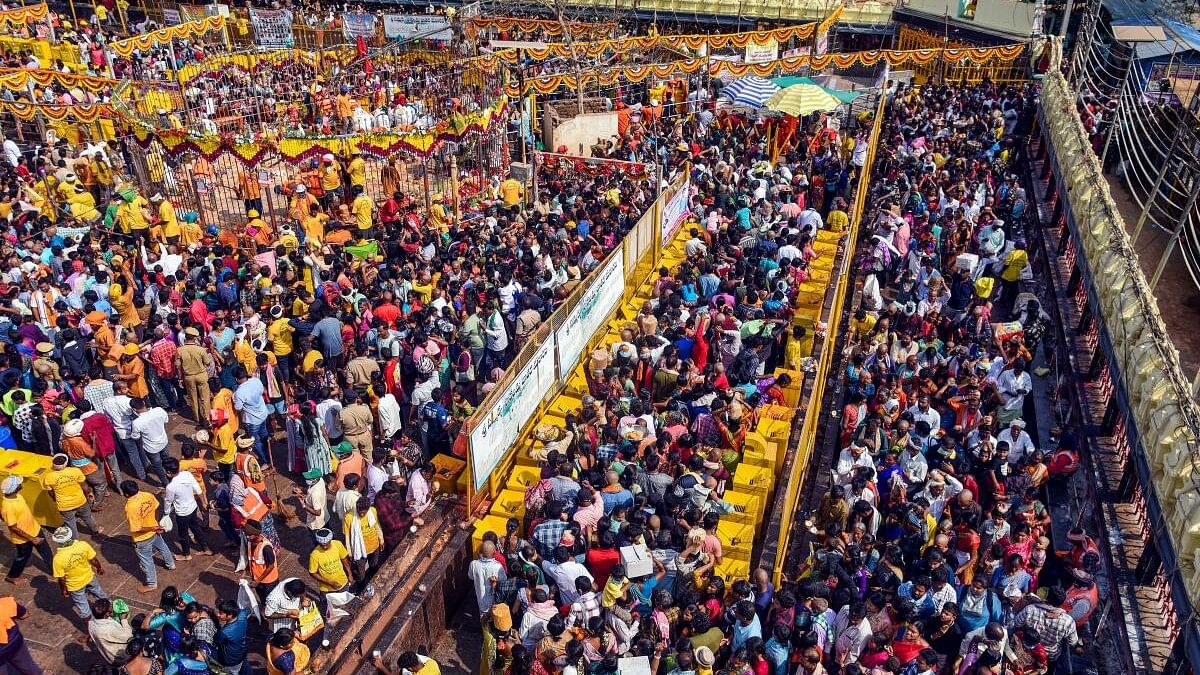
[351,185,374,238]
[41,453,103,537]
[319,154,343,207]
[308,528,351,594]
[302,204,329,249]
[499,176,524,207]
[342,498,383,590]
[428,193,449,230]
[347,150,367,189]
[1,476,52,584]
[152,193,181,245]
[50,526,107,619]
[116,194,151,244]
[120,480,176,592]
[268,306,297,380]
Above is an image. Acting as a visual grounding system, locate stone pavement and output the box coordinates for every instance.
[2,413,316,674]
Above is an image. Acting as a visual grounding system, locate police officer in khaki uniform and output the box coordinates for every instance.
[338,390,374,456]
[175,327,213,421]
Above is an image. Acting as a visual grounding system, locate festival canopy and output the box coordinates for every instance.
[764,83,843,116]
[717,75,780,109]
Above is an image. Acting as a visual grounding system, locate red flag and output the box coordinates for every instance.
[356,35,372,76]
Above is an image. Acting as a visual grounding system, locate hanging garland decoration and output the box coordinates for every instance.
[0,3,47,29]
[464,16,615,40]
[111,16,228,58]
[0,68,116,94]
[126,97,510,166]
[0,101,114,122]
[509,44,1026,95]
[535,152,649,180]
[489,22,824,64]
[174,47,355,84]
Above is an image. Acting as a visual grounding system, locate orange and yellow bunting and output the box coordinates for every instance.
[127,97,510,166]
[0,101,113,122]
[174,47,355,84]
[0,68,116,94]
[0,3,47,29]
[111,16,228,58]
[508,44,1026,95]
[464,16,614,40]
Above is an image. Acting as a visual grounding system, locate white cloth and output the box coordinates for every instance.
[377,393,403,439]
[100,394,134,439]
[164,471,202,516]
[130,407,169,453]
[344,508,379,561]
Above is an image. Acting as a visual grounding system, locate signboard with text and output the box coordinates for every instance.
[660,177,691,246]
[249,8,294,48]
[342,12,378,40]
[744,38,778,64]
[383,14,452,41]
[470,334,556,490]
[555,254,625,382]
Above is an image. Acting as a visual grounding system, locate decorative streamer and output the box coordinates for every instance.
[508,44,1026,95]
[0,101,114,121]
[0,68,116,94]
[0,3,48,29]
[464,16,615,39]
[126,98,510,166]
[111,16,228,58]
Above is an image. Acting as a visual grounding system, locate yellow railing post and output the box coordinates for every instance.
[771,89,887,586]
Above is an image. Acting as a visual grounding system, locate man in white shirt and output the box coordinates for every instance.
[776,237,801,263]
[996,418,1036,465]
[832,602,872,666]
[906,394,942,433]
[833,442,874,487]
[101,382,147,481]
[541,545,593,606]
[467,540,507,615]
[995,358,1032,425]
[263,578,309,634]
[375,385,403,441]
[129,398,170,487]
[316,390,343,445]
[162,457,210,559]
[798,206,824,234]
[684,229,708,258]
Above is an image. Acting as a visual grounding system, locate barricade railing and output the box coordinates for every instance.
[462,170,687,508]
[770,88,886,585]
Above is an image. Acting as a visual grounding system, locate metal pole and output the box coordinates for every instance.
[1150,177,1200,290]
[532,151,540,204]
[552,0,586,117]
[1099,55,1132,168]
[1132,116,1186,243]
[1058,0,1074,38]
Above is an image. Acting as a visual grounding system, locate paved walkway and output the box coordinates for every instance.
[5,415,316,674]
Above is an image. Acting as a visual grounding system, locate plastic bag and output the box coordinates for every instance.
[159,515,173,533]
[237,578,261,623]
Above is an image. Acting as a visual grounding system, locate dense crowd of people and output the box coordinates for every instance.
[0,2,1106,674]
[459,78,1106,675]
[0,35,735,675]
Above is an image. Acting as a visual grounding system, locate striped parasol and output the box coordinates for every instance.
[718,75,781,109]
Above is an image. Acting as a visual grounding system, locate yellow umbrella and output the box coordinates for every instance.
[764,84,842,117]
